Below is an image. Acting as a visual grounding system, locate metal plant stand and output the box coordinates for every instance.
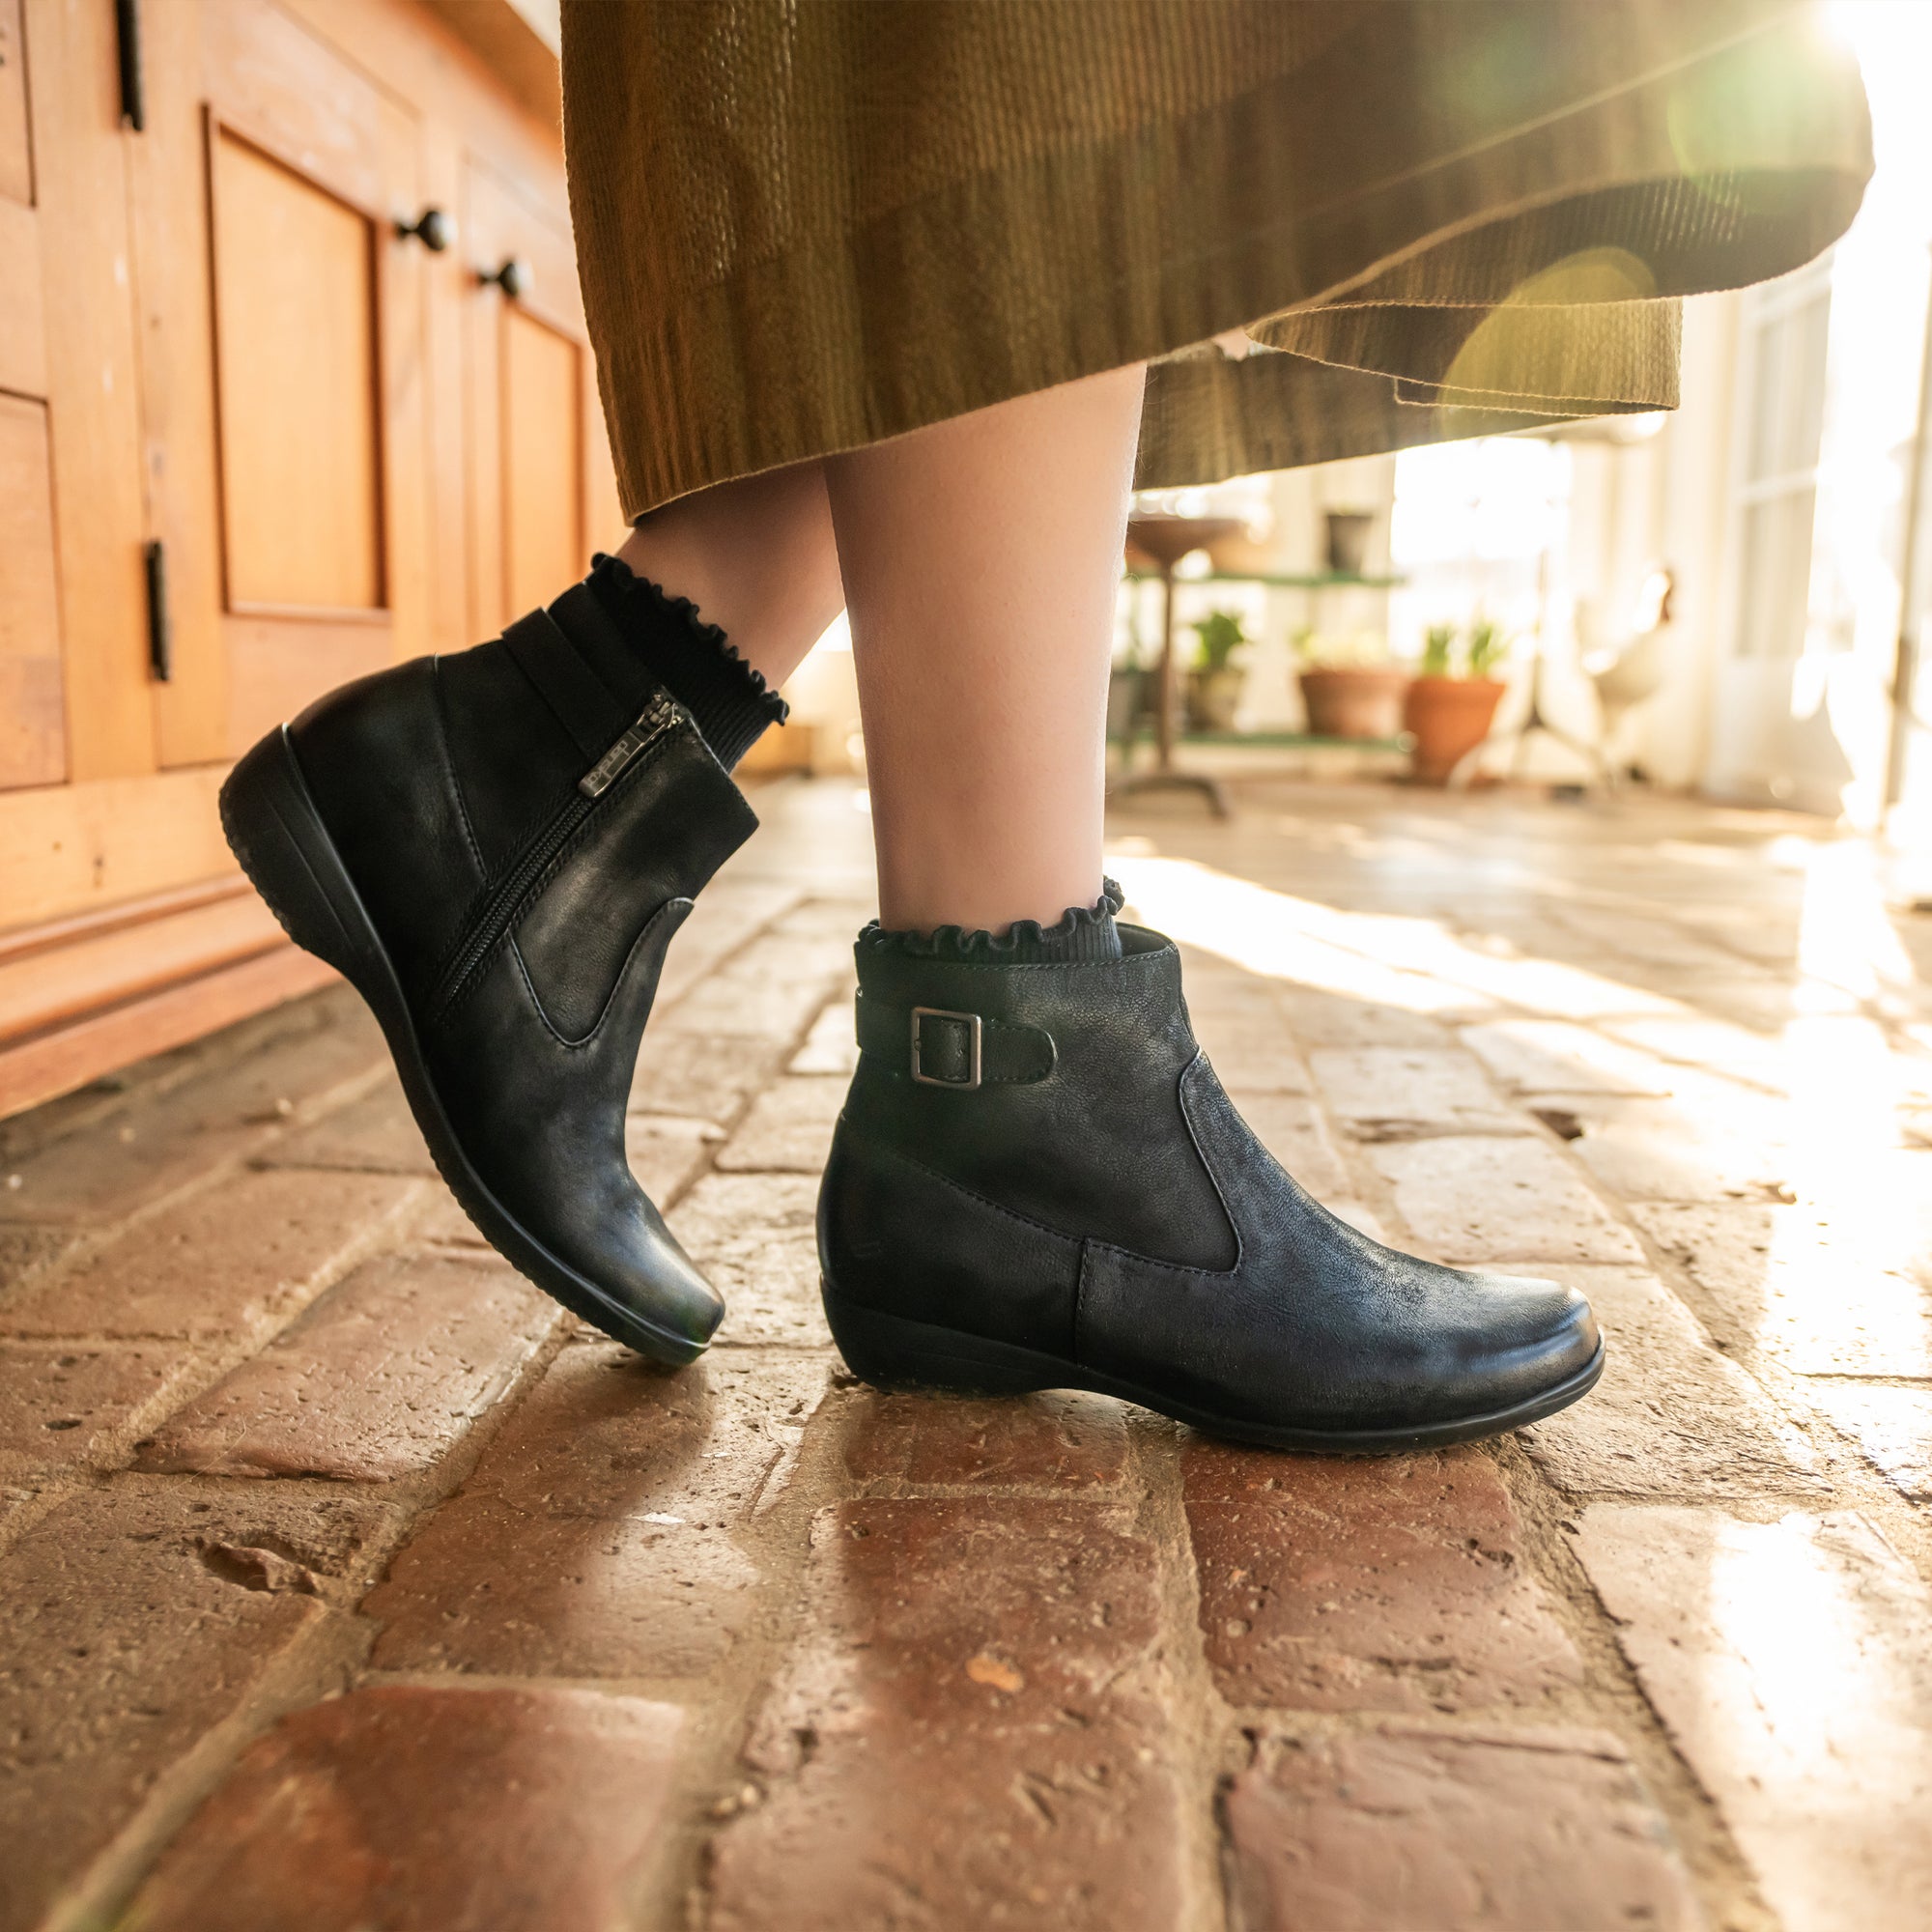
[1446,641,1618,790]
[1448,547,1616,792]
[1108,514,1242,818]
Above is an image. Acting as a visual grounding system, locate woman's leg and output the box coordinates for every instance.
[813,358,1598,1446]
[823,363,1148,935]
[614,460,845,688]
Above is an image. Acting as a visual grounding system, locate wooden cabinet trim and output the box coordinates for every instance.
[0,0,32,206]
[0,944,335,1122]
[0,766,237,931]
[24,0,157,783]
[0,198,45,399]
[0,891,285,1042]
[0,874,250,964]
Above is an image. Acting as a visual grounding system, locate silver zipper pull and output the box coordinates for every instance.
[579,693,677,798]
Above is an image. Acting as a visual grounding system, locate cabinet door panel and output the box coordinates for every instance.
[213,128,384,613]
[0,197,44,397]
[130,0,423,763]
[0,393,65,788]
[464,156,623,639]
[501,306,583,616]
[223,614,396,749]
[0,0,29,205]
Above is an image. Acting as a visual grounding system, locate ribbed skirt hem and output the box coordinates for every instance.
[562,2,1869,517]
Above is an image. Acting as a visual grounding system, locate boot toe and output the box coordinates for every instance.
[609,1235,725,1359]
[542,1191,724,1365]
[1467,1268,1603,1409]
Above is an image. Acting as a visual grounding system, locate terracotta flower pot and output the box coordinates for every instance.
[1403,675,1506,783]
[1297,667,1408,741]
[1186,667,1244,732]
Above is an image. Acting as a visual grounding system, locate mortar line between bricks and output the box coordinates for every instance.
[40,1295,589,1922]
[1601,1181,1932,1555]
[1783,1369,1932,1385]
[641,887,812,1034]
[1486,1433,1787,1932]
[40,1556,381,1932]
[0,1180,433,1564]
[0,988,371,1172]
[44,893,863,1914]
[1706,1346,1932,1583]
[0,1047,398,1294]
[655,1360,866,1932]
[1134,1416,1241,1932]
[1281,989,1832,1931]
[647,904,858,1222]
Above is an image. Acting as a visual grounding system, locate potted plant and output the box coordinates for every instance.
[1295,631,1409,740]
[1403,617,1510,782]
[1185,609,1248,731]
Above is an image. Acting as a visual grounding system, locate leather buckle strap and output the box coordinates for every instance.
[911,1007,980,1088]
[500,607,627,761]
[854,992,1055,1089]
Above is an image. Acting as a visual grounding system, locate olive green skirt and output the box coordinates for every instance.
[559,0,1870,520]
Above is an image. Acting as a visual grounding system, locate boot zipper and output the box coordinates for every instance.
[432,692,678,1018]
[580,691,677,798]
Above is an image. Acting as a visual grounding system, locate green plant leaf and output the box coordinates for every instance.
[1188,608,1248,670]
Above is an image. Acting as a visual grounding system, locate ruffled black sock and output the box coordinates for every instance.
[859,880,1124,964]
[555,553,785,770]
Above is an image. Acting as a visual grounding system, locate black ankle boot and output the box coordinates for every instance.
[220,586,755,1364]
[817,918,1604,1449]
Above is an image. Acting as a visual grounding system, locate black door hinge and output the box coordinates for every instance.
[144,539,171,681]
[115,0,144,131]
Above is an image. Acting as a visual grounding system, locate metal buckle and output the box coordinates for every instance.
[910,1006,982,1090]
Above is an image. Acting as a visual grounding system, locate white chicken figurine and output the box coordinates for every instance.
[1582,565,1675,776]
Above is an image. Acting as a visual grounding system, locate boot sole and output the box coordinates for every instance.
[823,1285,1605,1453]
[219,725,712,1367]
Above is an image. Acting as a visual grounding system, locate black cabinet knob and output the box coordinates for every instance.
[479,257,531,299]
[396,206,454,252]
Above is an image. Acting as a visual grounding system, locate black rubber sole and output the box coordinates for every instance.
[823,1284,1605,1453]
[219,725,712,1367]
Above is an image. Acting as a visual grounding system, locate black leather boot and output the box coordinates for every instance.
[818,917,1604,1450]
[219,584,755,1364]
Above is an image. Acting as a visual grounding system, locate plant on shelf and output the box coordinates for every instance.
[1405,615,1512,784]
[1185,609,1249,731]
[1293,629,1408,741]
[1465,616,1508,679]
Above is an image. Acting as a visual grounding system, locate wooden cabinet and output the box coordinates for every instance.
[0,0,62,796]
[0,0,620,1117]
[466,155,626,639]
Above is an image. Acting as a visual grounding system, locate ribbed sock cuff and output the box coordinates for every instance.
[859,880,1124,964]
[581,553,786,769]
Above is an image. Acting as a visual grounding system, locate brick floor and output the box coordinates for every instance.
[1223,1725,1700,1932]
[707,1498,1186,1932]
[2,776,1929,1930]
[1181,1443,1582,1713]
[123,1685,685,1932]
[133,1251,558,1481]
